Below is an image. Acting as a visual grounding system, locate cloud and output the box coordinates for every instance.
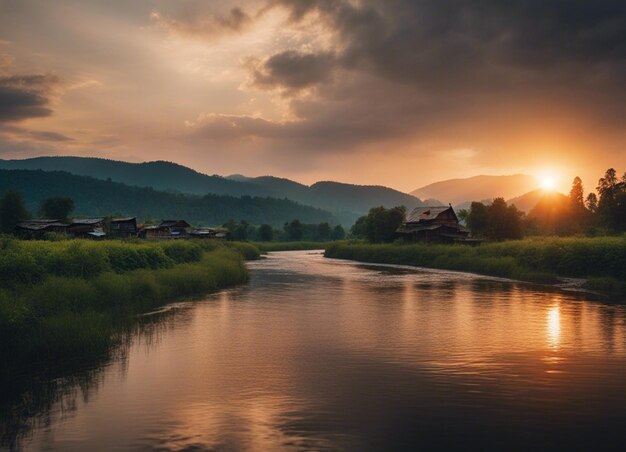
[248,50,337,92]
[150,7,252,40]
[0,74,61,122]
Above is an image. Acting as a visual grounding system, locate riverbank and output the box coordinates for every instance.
[325,237,626,297]
[0,238,255,373]
[252,241,326,252]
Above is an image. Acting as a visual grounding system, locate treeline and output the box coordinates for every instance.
[221,219,346,242]
[0,169,337,227]
[464,168,626,239]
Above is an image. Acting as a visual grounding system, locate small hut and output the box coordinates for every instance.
[110,217,138,237]
[396,205,469,243]
[15,219,69,238]
[68,218,106,238]
[138,220,190,239]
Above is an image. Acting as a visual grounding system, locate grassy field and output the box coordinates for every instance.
[252,241,327,252]
[0,238,257,371]
[325,237,626,297]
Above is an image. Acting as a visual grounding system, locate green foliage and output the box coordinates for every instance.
[331,224,346,240]
[39,197,74,222]
[257,224,274,242]
[363,206,406,243]
[0,241,249,367]
[325,236,626,294]
[0,191,30,233]
[0,169,337,227]
[284,219,303,241]
[467,198,523,240]
[349,215,367,239]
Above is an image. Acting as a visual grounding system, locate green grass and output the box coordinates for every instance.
[0,238,252,369]
[252,241,327,252]
[325,237,626,296]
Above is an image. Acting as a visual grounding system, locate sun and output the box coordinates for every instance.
[541,176,556,191]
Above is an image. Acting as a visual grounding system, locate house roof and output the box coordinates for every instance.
[17,220,68,231]
[111,217,136,223]
[70,218,104,225]
[159,220,191,228]
[406,206,454,223]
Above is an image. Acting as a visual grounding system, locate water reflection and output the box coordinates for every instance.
[547,303,561,348]
[3,251,626,451]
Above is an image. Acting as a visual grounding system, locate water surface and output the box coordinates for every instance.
[14,251,626,450]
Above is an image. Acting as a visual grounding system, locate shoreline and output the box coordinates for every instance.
[324,238,626,300]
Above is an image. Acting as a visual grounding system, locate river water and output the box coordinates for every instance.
[12,251,626,450]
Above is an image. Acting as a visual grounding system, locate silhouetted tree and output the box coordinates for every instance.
[39,197,74,222]
[466,202,489,237]
[258,224,273,242]
[331,224,346,241]
[487,198,524,240]
[0,191,30,233]
[585,193,598,213]
[597,168,626,231]
[569,177,584,209]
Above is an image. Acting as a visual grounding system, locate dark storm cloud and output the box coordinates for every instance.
[268,0,626,90]
[200,0,625,162]
[0,74,60,122]
[250,50,337,91]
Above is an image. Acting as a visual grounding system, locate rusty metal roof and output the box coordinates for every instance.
[406,206,453,223]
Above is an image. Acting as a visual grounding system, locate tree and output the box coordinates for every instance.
[585,193,598,213]
[331,224,346,241]
[258,224,273,242]
[596,168,626,231]
[233,220,249,241]
[317,222,331,241]
[364,206,406,243]
[349,216,367,239]
[569,176,584,209]
[284,219,303,241]
[483,198,524,240]
[0,191,30,233]
[466,202,489,237]
[39,197,74,222]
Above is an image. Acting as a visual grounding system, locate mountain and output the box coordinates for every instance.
[0,169,336,227]
[0,157,426,225]
[0,156,269,197]
[507,189,546,213]
[411,174,538,206]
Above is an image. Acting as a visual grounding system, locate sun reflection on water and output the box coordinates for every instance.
[547,304,561,348]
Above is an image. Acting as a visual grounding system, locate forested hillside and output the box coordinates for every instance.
[0,157,425,224]
[0,169,336,226]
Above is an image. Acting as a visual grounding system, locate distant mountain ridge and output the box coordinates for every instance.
[0,157,426,225]
[0,169,336,227]
[412,174,538,206]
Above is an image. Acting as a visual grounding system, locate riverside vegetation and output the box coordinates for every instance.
[0,237,259,374]
[325,236,626,297]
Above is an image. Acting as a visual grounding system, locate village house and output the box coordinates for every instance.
[138,220,191,239]
[188,228,231,240]
[396,205,469,243]
[15,219,69,238]
[68,218,106,239]
[110,217,138,237]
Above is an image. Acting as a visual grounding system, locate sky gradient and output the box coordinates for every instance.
[0,0,624,193]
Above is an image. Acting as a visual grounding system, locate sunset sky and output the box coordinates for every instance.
[0,0,624,193]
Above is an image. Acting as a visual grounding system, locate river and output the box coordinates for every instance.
[9,251,626,450]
